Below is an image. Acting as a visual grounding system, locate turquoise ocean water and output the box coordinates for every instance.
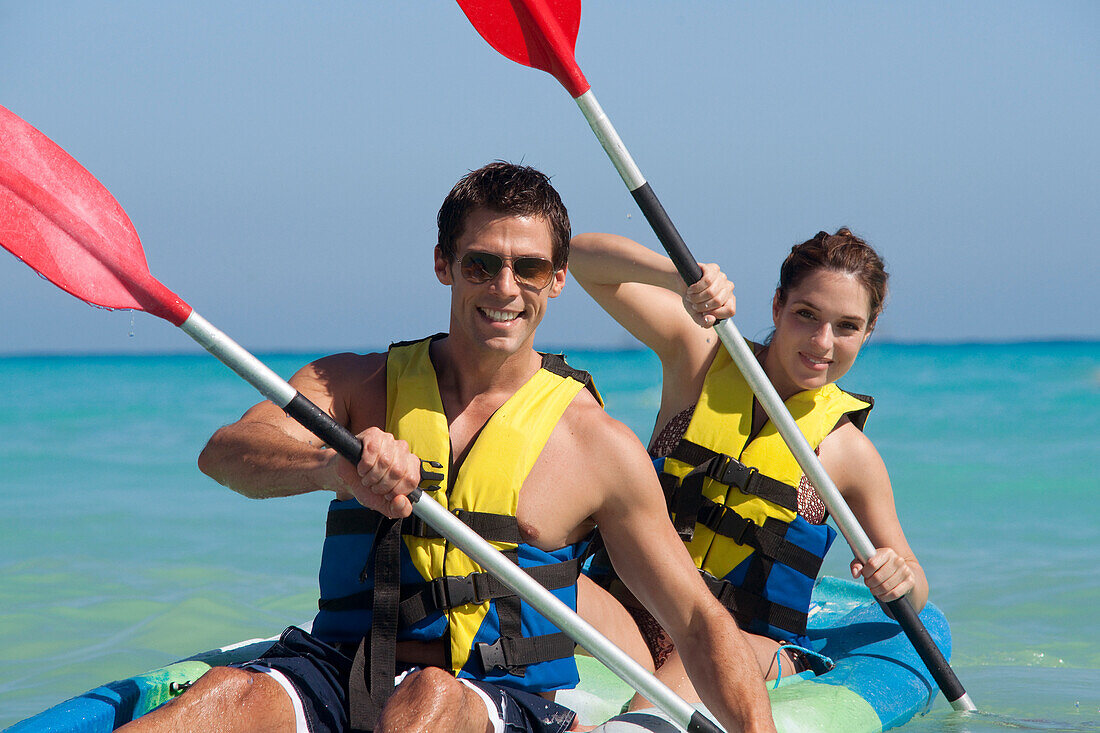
[1,342,1098,730]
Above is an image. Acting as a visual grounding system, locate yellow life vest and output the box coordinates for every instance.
[386,335,599,685]
[660,343,872,641]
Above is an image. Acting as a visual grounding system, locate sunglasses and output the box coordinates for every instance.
[459,251,558,290]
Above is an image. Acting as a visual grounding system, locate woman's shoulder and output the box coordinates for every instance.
[821,414,876,454]
[819,418,889,496]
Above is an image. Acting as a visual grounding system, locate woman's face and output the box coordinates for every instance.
[767,268,874,399]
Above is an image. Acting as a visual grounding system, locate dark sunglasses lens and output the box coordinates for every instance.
[513,258,554,287]
[460,252,502,283]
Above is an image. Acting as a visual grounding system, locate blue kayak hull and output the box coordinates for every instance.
[572,577,951,732]
[7,578,951,732]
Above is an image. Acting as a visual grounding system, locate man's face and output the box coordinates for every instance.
[435,207,566,357]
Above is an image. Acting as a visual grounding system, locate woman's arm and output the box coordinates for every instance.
[570,232,733,362]
[571,233,737,432]
[822,423,929,611]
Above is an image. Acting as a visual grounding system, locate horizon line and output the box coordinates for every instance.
[1,337,1098,359]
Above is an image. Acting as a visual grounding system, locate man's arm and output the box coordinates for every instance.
[588,418,776,733]
[198,352,421,518]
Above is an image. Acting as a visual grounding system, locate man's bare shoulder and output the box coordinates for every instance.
[303,350,385,376]
[287,351,388,431]
[294,351,385,391]
[558,388,657,483]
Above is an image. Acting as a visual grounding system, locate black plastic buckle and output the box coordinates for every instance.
[740,465,760,493]
[431,576,475,610]
[719,512,754,545]
[700,570,737,608]
[475,640,509,676]
[704,454,731,482]
[711,455,756,491]
[698,500,729,532]
[419,460,444,490]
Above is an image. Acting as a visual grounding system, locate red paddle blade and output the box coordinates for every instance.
[457,0,590,98]
[0,105,190,325]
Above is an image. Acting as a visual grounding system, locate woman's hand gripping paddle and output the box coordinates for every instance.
[0,103,726,733]
[457,0,977,713]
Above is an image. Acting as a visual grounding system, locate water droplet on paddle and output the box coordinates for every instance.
[129,310,135,337]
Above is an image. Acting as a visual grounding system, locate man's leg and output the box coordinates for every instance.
[628,632,800,710]
[117,666,297,733]
[377,667,494,733]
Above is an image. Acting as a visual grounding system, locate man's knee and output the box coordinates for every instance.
[193,665,282,708]
[116,666,291,732]
[379,667,487,733]
[392,666,466,707]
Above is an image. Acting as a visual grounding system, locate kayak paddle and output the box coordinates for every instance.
[0,104,723,733]
[456,0,977,713]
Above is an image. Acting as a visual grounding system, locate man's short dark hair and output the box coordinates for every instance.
[437,161,570,269]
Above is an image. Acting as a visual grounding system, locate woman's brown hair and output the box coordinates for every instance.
[776,228,889,328]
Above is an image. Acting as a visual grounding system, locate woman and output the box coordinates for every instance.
[570,228,927,695]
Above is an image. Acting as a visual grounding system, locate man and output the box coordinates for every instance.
[120,162,774,733]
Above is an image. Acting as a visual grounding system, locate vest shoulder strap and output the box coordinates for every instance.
[388,332,447,350]
[838,389,874,431]
[539,352,602,405]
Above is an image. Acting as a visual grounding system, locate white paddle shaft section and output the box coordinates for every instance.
[576,92,646,191]
[409,495,711,731]
[179,311,297,408]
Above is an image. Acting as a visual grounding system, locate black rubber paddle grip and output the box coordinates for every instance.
[284,392,363,464]
[630,182,704,285]
[886,595,969,704]
[283,392,432,498]
[687,710,722,733]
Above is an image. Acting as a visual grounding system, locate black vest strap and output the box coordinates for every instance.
[700,570,809,638]
[695,503,824,578]
[539,352,600,401]
[475,632,576,677]
[495,547,525,676]
[844,392,874,431]
[326,507,521,544]
[327,507,384,536]
[317,559,580,618]
[388,332,448,350]
[348,518,402,732]
[669,463,710,539]
[668,440,799,511]
[397,559,581,627]
[327,555,581,692]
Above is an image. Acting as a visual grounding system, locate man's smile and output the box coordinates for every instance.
[478,307,522,323]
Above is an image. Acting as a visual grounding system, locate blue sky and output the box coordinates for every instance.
[1,1,1097,354]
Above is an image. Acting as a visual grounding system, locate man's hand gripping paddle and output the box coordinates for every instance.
[456,0,977,714]
[0,104,726,733]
